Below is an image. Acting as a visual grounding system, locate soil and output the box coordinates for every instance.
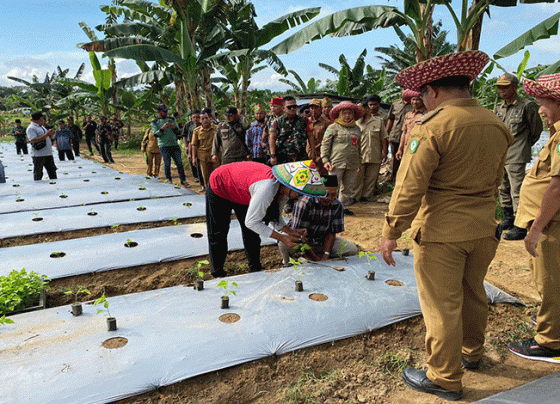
[14,147,558,403]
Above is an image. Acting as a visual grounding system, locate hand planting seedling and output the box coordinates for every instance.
[218,280,238,309]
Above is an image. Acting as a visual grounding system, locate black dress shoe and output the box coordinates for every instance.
[401,368,462,401]
[503,226,527,240]
[211,270,227,278]
[343,208,354,216]
[462,358,480,369]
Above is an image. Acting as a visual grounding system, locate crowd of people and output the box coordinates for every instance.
[7,49,560,401]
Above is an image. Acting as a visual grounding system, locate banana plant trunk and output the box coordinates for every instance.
[464,0,485,51]
[201,67,213,110]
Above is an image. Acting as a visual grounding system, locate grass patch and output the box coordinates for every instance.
[375,350,413,377]
[492,318,535,360]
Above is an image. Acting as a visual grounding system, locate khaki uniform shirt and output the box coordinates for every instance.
[307,115,331,158]
[402,109,426,141]
[387,99,413,143]
[141,129,160,154]
[321,122,361,170]
[382,98,513,242]
[193,125,217,160]
[516,121,560,228]
[494,95,543,164]
[357,115,387,164]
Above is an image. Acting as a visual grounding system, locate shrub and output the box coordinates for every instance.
[0,268,50,315]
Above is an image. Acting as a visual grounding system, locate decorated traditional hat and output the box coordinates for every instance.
[272,160,326,197]
[523,73,560,102]
[270,96,283,106]
[403,89,420,103]
[330,101,364,121]
[309,98,322,107]
[395,50,490,92]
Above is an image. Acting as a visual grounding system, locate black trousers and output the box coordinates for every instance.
[33,155,57,180]
[86,135,101,154]
[58,149,74,161]
[72,138,81,156]
[206,186,262,274]
[15,142,28,155]
[390,141,401,181]
[100,138,114,163]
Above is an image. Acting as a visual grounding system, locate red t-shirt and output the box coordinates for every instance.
[210,162,275,205]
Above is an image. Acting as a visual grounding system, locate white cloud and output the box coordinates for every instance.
[533,37,560,54]
[249,72,288,91]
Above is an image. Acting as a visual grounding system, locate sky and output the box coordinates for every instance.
[1,0,560,93]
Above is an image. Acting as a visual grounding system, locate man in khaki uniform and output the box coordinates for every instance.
[494,73,543,240]
[307,98,331,174]
[386,89,413,182]
[193,112,219,191]
[357,101,388,201]
[380,51,513,401]
[508,73,560,363]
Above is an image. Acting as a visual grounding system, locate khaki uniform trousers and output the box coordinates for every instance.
[357,163,381,199]
[330,167,359,205]
[198,155,219,189]
[532,220,560,350]
[413,234,499,392]
[146,151,161,177]
[499,163,526,214]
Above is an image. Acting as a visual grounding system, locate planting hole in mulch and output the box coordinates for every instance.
[32,217,43,222]
[13,184,19,187]
[63,172,68,175]
[309,293,328,302]
[219,313,240,324]
[83,179,90,182]
[88,212,98,216]
[280,296,294,301]
[16,198,24,202]
[137,207,146,211]
[60,194,68,198]
[385,280,404,287]
[125,241,138,248]
[101,191,108,195]
[183,202,192,207]
[50,252,66,258]
[191,233,203,238]
[91,171,97,173]
[102,337,128,349]
[114,177,121,180]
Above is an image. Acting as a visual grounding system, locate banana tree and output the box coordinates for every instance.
[279,70,322,94]
[493,11,560,76]
[216,0,320,114]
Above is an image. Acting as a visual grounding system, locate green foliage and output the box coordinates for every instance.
[0,268,50,315]
[94,292,111,317]
[190,259,209,280]
[63,285,91,303]
[359,251,378,270]
[217,280,238,297]
[0,315,15,327]
[376,351,412,377]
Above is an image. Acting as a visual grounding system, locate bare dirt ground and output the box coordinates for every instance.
[19,144,557,404]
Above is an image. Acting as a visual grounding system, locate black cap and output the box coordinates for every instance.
[225,106,238,115]
[321,175,338,188]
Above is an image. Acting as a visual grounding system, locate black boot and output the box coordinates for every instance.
[501,207,514,230]
[503,226,527,240]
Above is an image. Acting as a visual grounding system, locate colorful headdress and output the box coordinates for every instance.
[330,101,364,121]
[270,97,283,106]
[402,89,420,103]
[272,160,326,197]
[523,73,560,102]
[395,50,490,92]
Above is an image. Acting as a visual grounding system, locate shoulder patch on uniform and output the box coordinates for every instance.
[417,107,443,125]
[409,139,419,154]
[556,143,560,156]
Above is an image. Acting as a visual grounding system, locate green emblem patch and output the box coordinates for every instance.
[557,143,560,155]
[410,140,419,154]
